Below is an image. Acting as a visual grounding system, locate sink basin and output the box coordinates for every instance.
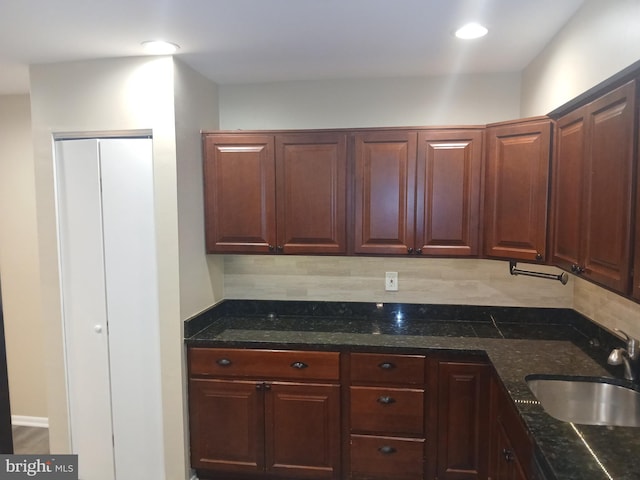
[525,374,640,427]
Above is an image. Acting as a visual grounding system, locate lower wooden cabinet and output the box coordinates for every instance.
[431,358,491,480]
[189,349,341,480]
[489,375,534,480]
[188,347,533,480]
[348,353,427,480]
[493,417,529,480]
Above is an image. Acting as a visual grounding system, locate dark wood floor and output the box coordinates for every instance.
[12,426,49,454]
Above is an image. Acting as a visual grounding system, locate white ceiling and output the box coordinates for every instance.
[0,0,585,95]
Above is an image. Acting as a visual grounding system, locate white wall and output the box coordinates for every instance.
[29,56,185,478]
[0,95,47,419]
[219,72,522,130]
[521,0,640,116]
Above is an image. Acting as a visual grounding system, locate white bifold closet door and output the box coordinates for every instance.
[55,137,165,480]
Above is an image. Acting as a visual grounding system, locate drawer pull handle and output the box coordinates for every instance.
[291,361,308,369]
[377,396,395,405]
[378,446,396,455]
[378,362,396,370]
[216,358,232,367]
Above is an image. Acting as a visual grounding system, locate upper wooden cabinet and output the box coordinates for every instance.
[203,132,347,254]
[275,133,347,254]
[353,130,417,255]
[353,129,482,256]
[204,134,276,253]
[551,80,636,293]
[416,130,482,256]
[484,118,552,261]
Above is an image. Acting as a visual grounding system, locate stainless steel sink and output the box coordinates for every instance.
[525,374,640,427]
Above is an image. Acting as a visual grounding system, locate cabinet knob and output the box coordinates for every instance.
[535,253,543,261]
[415,248,422,255]
[378,446,396,455]
[407,247,414,254]
[216,358,232,367]
[571,264,585,274]
[502,448,514,463]
[256,383,263,391]
[378,362,396,370]
[291,361,308,369]
[377,396,395,405]
[268,244,275,251]
[276,245,284,252]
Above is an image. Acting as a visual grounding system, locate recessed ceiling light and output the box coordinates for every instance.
[141,40,180,55]
[455,23,488,40]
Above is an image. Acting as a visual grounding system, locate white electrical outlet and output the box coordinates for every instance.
[385,272,398,291]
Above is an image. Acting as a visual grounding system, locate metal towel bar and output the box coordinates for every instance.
[509,260,569,285]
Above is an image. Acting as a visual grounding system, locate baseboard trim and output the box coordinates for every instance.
[11,415,49,428]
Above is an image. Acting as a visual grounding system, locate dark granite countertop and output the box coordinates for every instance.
[185,301,639,480]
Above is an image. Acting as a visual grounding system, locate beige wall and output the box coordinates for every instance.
[219,72,522,130]
[0,95,47,419]
[174,60,223,320]
[521,0,640,116]
[29,56,186,478]
[172,60,221,477]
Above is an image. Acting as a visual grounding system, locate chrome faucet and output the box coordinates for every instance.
[607,329,640,382]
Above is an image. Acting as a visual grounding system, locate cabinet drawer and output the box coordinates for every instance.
[350,387,424,436]
[350,434,425,480]
[189,348,340,381]
[350,353,425,385]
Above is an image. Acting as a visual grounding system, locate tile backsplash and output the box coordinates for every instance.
[223,255,573,308]
[573,276,640,341]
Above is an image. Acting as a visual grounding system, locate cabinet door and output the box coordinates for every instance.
[264,382,341,480]
[189,378,264,474]
[276,133,347,254]
[416,130,482,256]
[582,80,636,293]
[484,120,551,261]
[551,107,586,272]
[354,131,417,255]
[489,375,533,480]
[436,361,490,480]
[203,134,276,253]
[494,417,528,480]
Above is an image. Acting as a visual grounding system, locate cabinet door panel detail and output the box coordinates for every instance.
[203,135,276,253]
[416,131,481,256]
[276,134,347,254]
[551,112,585,270]
[354,132,417,254]
[189,379,264,473]
[264,382,340,479]
[437,362,490,480]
